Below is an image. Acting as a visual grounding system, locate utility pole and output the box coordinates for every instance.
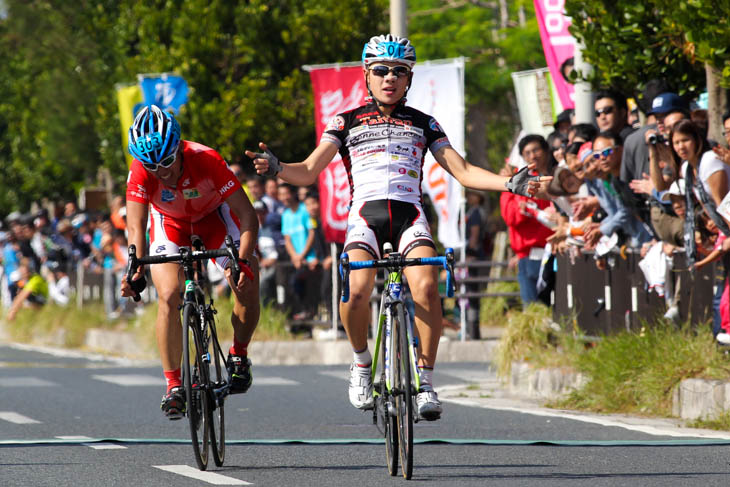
[390,0,407,36]
[573,42,594,125]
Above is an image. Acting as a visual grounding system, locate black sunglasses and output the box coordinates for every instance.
[595,106,614,117]
[369,65,411,78]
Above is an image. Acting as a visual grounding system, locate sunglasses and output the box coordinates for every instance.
[595,106,614,117]
[142,151,177,172]
[369,65,411,78]
[592,147,615,159]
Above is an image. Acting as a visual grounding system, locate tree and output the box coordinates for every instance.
[0,0,387,214]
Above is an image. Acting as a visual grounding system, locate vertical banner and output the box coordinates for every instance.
[307,59,465,248]
[309,67,367,244]
[533,0,575,109]
[511,68,561,137]
[116,83,143,168]
[138,73,189,113]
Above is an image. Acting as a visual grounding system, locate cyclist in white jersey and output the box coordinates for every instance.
[247,34,546,420]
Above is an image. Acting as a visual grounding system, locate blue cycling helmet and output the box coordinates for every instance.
[128,105,181,166]
[362,34,416,68]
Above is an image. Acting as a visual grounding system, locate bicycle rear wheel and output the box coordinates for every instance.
[182,303,211,470]
[394,302,414,479]
[208,318,226,467]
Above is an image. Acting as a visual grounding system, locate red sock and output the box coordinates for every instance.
[229,336,248,357]
[164,369,181,392]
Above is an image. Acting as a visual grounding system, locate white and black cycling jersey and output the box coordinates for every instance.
[321,101,452,206]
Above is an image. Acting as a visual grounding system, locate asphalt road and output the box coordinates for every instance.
[2,344,730,486]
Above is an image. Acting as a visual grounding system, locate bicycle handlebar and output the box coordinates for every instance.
[125,235,241,302]
[339,248,455,303]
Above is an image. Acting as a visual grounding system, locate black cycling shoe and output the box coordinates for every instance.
[161,386,186,420]
[227,354,253,394]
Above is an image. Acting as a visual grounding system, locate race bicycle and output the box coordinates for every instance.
[340,243,455,479]
[125,235,250,471]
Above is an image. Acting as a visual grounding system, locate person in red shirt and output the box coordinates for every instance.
[120,105,259,419]
[500,135,556,306]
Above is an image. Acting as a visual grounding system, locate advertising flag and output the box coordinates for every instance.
[116,83,143,168]
[533,0,575,109]
[139,73,189,113]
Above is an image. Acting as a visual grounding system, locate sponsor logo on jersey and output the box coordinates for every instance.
[429,118,444,133]
[396,184,414,193]
[407,169,419,178]
[183,188,201,199]
[355,111,380,120]
[218,180,235,195]
[398,168,406,174]
[326,115,345,132]
[182,178,191,187]
[361,116,413,128]
[155,245,166,254]
[414,231,430,238]
[161,189,176,202]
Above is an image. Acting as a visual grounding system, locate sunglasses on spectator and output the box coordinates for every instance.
[142,151,177,172]
[595,106,614,117]
[369,65,411,78]
[592,147,615,159]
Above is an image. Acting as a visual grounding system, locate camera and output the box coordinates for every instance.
[648,133,666,145]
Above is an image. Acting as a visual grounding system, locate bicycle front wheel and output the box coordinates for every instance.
[208,318,226,467]
[182,303,211,470]
[380,324,398,476]
[393,302,414,479]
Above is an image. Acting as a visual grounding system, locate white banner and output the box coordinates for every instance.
[408,58,466,248]
[307,58,465,248]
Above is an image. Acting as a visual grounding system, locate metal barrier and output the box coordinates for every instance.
[552,250,717,336]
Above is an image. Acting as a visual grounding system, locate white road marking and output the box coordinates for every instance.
[56,435,127,450]
[0,411,41,424]
[92,374,165,386]
[441,394,730,440]
[154,465,251,485]
[0,377,56,387]
[255,377,299,386]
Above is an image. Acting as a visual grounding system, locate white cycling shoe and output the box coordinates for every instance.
[349,361,374,409]
[416,384,442,421]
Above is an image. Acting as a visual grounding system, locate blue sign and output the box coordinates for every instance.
[139,74,189,114]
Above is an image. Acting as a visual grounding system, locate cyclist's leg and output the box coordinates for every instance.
[401,246,442,369]
[149,209,186,392]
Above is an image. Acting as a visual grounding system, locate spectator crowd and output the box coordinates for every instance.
[501,82,730,346]
[0,175,336,331]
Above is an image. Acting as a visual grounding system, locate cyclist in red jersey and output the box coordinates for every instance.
[121,105,260,419]
[247,35,547,421]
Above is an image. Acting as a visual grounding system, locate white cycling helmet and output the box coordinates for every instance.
[362,34,416,68]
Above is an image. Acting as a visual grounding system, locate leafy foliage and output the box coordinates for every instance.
[0,0,386,214]
[565,0,730,103]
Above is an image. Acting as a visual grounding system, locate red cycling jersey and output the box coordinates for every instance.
[126,140,239,223]
[126,140,242,265]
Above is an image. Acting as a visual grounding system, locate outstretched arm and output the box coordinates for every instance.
[246,142,339,187]
[433,146,550,197]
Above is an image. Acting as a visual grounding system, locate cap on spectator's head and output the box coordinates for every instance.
[118,206,127,218]
[578,142,593,163]
[661,179,686,201]
[6,211,22,224]
[252,200,267,212]
[71,213,88,229]
[648,92,689,115]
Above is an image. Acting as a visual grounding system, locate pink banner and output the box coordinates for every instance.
[309,66,367,243]
[533,0,575,109]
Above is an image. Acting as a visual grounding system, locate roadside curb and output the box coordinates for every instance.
[83,329,501,365]
[509,361,730,422]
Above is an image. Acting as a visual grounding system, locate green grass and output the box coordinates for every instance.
[494,306,730,420]
[479,280,521,327]
[554,322,730,416]
[689,412,730,431]
[3,296,294,356]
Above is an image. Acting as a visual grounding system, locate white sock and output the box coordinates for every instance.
[353,347,372,366]
[418,366,434,387]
